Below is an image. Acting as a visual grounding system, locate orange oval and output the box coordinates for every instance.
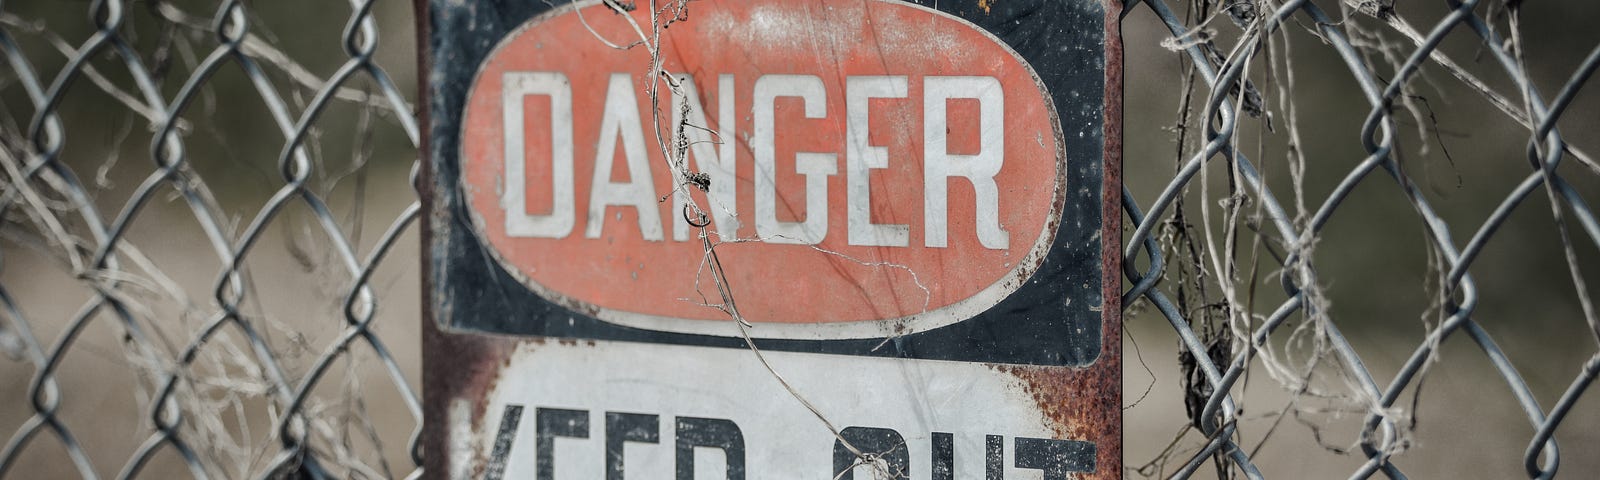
[461,0,1066,339]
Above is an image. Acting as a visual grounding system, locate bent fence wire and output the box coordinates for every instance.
[0,0,1594,479]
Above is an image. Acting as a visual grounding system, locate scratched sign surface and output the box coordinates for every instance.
[421,0,1122,478]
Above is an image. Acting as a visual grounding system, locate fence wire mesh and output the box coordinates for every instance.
[1120,0,1600,478]
[0,0,422,478]
[0,0,1596,479]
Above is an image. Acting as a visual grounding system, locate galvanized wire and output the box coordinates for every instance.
[1,0,1597,479]
[0,0,422,478]
[1123,0,1600,478]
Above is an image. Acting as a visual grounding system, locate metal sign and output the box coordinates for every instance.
[421,0,1122,477]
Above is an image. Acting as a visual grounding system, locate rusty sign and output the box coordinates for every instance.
[419,0,1122,477]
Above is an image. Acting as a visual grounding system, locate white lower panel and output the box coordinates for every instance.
[452,339,1095,479]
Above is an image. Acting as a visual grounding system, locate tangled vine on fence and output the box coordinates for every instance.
[1122,0,1600,478]
[0,0,422,478]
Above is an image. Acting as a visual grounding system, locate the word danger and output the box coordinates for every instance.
[500,72,1009,249]
[482,405,1096,480]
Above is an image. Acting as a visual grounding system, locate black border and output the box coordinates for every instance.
[426,0,1108,367]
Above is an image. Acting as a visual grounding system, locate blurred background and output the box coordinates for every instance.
[0,0,1596,478]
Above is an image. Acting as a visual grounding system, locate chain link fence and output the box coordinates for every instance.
[0,0,422,478]
[0,0,1596,479]
[1119,0,1599,478]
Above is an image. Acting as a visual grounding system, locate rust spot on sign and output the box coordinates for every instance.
[998,359,1120,480]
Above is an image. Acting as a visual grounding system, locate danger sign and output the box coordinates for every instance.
[458,1,1066,334]
[423,0,1121,477]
